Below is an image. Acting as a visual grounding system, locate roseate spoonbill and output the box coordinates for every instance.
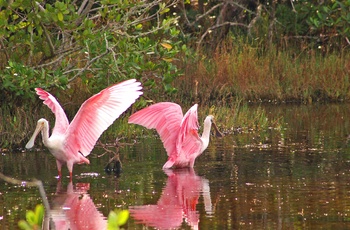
[25,79,142,179]
[128,102,222,169]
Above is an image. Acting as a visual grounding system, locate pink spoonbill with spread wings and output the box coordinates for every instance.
[26,79,142,179]
[128,102,222,169]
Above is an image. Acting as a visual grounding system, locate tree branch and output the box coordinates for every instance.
[197,21,248,50]
[35,1,55,56]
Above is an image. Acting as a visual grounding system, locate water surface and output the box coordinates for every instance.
[1,104,350,229]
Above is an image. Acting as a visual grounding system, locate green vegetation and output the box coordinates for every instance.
[1,0,350,149]
[107,209,129,230]
[18,204,44,230]
[17,204,129,229]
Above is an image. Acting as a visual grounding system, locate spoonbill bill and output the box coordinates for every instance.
[26,79,142,179]
[128,102,222,168]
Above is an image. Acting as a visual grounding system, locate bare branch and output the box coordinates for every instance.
[197,21,248,50]
[0,38,10,62]
[290,0,297,13]
[76,0,95,25]
[228,0,256,15]
[77,0,89,15]
[248,4,262,37]
[195,3,224,25]
[35,2,55,56]
[65,49,110,83]
[35,47,81,68]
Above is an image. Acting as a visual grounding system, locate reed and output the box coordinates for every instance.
[198,101,281,135]
[174,39,350,104]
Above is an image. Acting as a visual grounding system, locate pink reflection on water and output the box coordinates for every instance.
[51,181,107,230]
[129,168,213,230]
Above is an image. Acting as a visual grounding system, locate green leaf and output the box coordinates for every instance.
[116,210,129,226]
[116,14,121,22]
[135,24,142,30]
[144,79,155,87]
[163,75,173,84]
[322,6,330,14]
[34,204,44,226]
[25,210,36,226]
[18,220,32,230]
[55,1,66,11]
[107,209,129,230]
[331,2,339,10]
[59,76,68,85]
[160,7,170,15]
[51,13,58,22]
[37,26,43,35]
[107,211,118,229]
[57,12,64,21]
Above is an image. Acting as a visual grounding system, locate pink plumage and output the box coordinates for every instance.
[129,168,213,229]
[52,182,107,230]
[128,102,215,168]
[26,79,143,179]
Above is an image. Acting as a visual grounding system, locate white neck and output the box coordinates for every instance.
[200,116,213,153]
[41,119,50,146]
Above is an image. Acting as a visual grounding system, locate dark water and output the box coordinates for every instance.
[2,104,350,229]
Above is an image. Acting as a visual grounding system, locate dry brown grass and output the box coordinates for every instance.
[174,40,350,105]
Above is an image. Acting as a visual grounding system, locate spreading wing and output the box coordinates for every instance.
[64,79,142,157]
[176,104,201,158]
[35,88,69,135]
[128,102,183,156]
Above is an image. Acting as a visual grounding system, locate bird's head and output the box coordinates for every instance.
[207,115,214,121]
[25,118,48,149]
[206,115,224,137]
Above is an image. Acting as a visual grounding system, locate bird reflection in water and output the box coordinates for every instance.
[51,181,107,230]
[129,168,213,230]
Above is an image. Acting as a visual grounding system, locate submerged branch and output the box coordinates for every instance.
[0,173,53,230]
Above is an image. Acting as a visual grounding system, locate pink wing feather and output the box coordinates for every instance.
[35,88,70,135]
[176,104,201,158]
[64,79,142,157]
[128,102,183,156]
